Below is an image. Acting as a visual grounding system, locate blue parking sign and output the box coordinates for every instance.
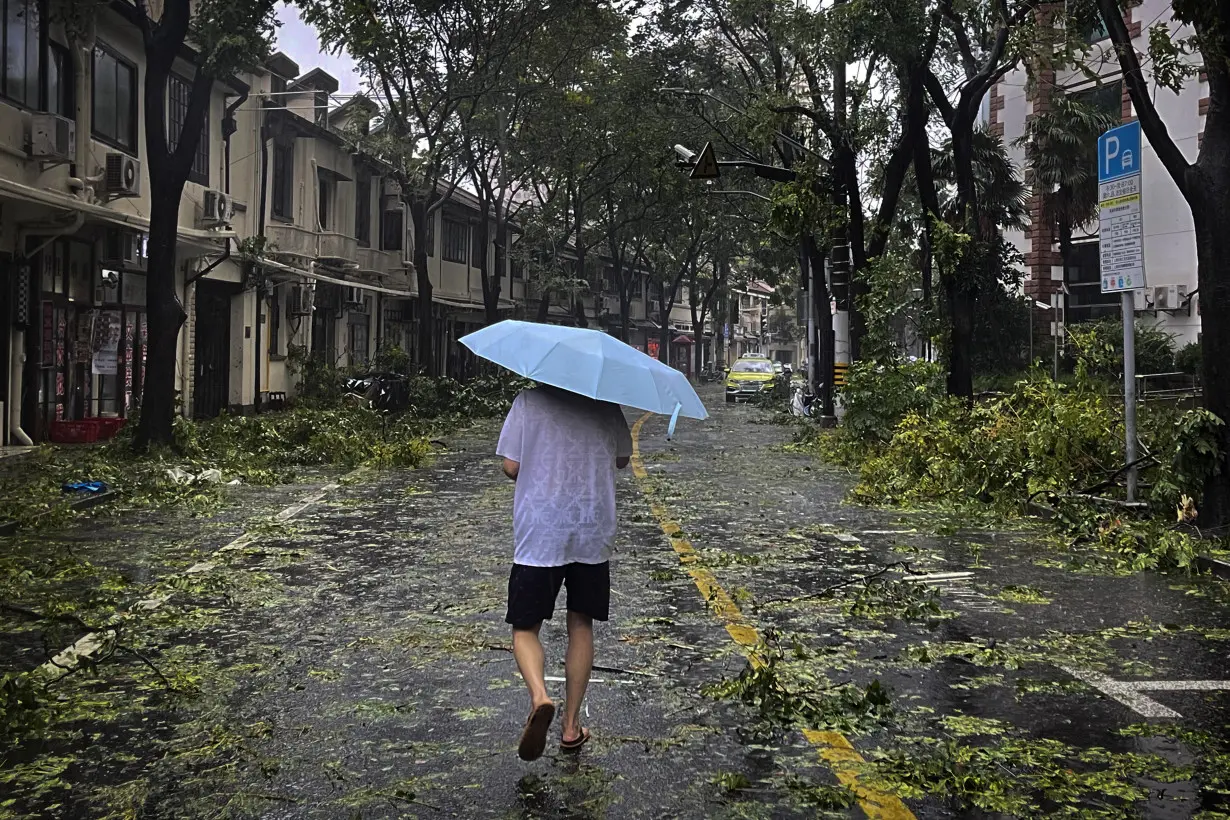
[1098,121,1142,184]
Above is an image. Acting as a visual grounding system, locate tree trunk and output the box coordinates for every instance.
[410,200,436,375]
[943,272,975,399]
[536,293,550,323]
[479,203,500,325]
[1191,171,1230,527]
[658,295,670,365]
[135,180,189,448]
[619,282,631,342]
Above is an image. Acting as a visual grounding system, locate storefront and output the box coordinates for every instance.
[29,236,146,439]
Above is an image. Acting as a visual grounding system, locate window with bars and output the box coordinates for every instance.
[1,0,39,108]
[167,73,210,185]
[471,225,486,268]
[381,207,403,252]
[92,44,137,153]
[271,139,293,220]
[442,218,468,263]
[47,42,74,117]
[355,176,371,246]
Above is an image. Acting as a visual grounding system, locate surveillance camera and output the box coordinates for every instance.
[673,144,697,162]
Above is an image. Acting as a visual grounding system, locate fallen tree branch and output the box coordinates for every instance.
[757,562,913,608]
[1,602,97,632]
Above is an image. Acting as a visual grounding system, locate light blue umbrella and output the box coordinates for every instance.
[459,320,708,435]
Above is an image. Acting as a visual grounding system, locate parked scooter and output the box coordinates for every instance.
[790,381,819,418]
[344,372,411,413]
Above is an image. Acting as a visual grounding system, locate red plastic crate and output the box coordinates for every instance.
[92,418,127,439]
[49,420,101,444]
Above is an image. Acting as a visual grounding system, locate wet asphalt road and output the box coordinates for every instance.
[6,388,1230,818]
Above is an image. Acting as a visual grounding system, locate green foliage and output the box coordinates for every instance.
[838,358,947,445]
[1068,317,1177,377]
[702,634,893,736]
[1176,342,1202,375]
[869,733,1193,815]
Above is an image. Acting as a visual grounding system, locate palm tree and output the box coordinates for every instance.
[933,127,1030,233]
[1015,94,1120,285]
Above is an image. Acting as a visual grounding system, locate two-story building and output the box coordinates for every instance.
[0,0,242,444]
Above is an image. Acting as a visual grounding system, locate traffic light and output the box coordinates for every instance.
[760,305,768,338]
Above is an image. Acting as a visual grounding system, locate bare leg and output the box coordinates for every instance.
[512,623,552,710]
[562,611,594,743]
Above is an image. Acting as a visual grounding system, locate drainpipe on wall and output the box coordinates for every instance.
[254,108,271,414]
[223,90,249,196]
[67,25,98,202]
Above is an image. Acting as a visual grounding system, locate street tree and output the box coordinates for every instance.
[917,0,1039,398]
[132,0,278,448]
[1081,0,1230,527]
[303,0,568,372]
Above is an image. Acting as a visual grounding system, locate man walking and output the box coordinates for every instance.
[497,384,633,761]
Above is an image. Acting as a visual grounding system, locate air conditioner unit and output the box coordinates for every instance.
[29,113,75,161]
[343,286,364,306]
[1132,289,1150,312]
[201,189,233,226]
[101,228,142,267]
[381,194,404,212]
[383,179,402,197]
[289,283,315,316]
[104,152,141,197]
[1153,285,1181,311]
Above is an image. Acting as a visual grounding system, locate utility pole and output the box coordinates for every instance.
[831,0,853,371]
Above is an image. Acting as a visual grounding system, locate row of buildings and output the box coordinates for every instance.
[0,0,785,445]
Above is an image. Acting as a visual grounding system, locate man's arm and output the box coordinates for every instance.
[503,458,520,480]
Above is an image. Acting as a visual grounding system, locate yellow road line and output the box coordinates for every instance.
[630,413,915,820]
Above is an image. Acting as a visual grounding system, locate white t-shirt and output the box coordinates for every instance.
[496,387,634,567]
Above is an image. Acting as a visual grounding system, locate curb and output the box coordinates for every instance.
[1196,554,1230,581]
[0,490,121,537]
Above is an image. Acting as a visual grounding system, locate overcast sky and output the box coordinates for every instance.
[274,2,363,97]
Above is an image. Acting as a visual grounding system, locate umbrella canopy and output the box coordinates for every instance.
[459,320,708,422]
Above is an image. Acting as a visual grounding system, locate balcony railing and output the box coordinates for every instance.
[357,247,398,275]
[318,231,358,265]
[265,223,318,259]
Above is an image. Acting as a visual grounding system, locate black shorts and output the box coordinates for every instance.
[506,562,611,629]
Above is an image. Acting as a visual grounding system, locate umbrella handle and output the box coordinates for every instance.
[667,403,681,440]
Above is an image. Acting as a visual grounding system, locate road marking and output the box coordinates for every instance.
[32,478,351,682]
[631,413,915,820]
[1059,667,1230,719]
[805,731,918,820]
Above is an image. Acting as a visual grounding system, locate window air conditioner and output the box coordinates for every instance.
[29,114,75,161]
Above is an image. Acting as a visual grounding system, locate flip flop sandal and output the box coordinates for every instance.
[518,703,556,761]
[560,727,591,752]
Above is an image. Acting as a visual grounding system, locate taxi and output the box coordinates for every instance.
[725,356,778,403]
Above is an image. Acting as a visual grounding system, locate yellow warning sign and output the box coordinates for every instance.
[690,142,720,180]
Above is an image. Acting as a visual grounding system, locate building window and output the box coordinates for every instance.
[442,217,467,263]
[92,45,137,153]
[1,0,38,107]
[167,73,209,185]
[269,74,286,105]
[355,177,371,247]
[47,42,74,117]
[271,139,293,220]
[315,90,328,127]
[317,169,332,230]
[511,256,523,280]
[381,207,403,252]
[471,226,485,268]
